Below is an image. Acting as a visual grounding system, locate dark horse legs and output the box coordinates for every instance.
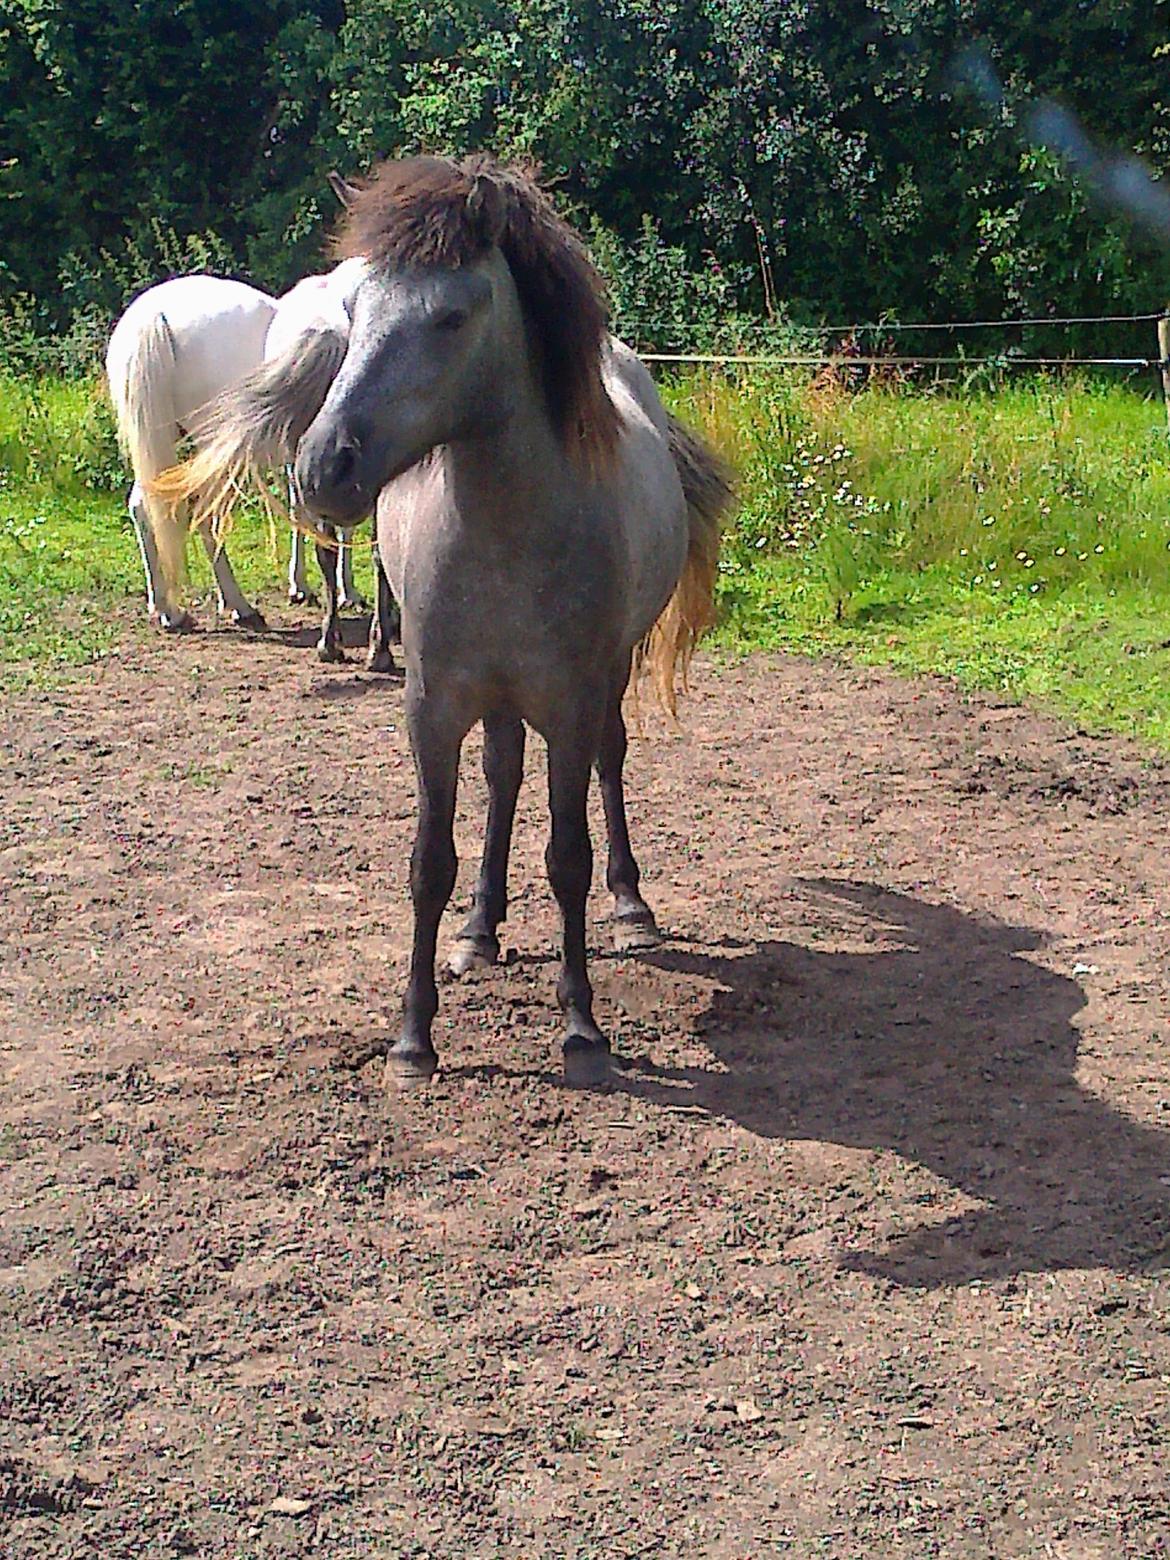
[387,693,468,1086]
[447,664,660,970]
[314,527,344,663]
[546,708,610,1085]
[316,532,400,672]
[388,673,654,1089]
[367,544,400,674]
[449,713,526,975]
[596,661,662,952]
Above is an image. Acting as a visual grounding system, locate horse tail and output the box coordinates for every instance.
[150,327,349,541]
[636,413,736,715]
[107,311,189,593]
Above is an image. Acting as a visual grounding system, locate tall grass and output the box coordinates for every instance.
[663,368,1170,742]
[664,368,1170,621]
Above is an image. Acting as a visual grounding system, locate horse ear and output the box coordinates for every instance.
[467,173,508,245]
[327,170,361,209]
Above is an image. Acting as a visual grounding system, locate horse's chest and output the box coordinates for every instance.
[410,548,619,692]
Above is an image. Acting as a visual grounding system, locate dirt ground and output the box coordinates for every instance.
[1,603,1168,1558]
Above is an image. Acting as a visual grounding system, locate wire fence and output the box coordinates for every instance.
[618,310,1164,336]
[637,352,1162,368]
[611,308,1170,372]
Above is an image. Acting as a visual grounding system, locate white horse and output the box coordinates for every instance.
[105,259,369,632]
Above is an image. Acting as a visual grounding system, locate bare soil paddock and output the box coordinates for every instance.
[1,612,1168,1557]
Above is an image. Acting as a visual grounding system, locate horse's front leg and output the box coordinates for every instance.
[449,712,526,975]
[288,522,318,606]
[367,543,400,674]
[197,521,265,630]
[315,528,345,663]
[387,697,467,1088]
[336,536,367,612]
[547,707,609,1086]
[597,662,662,953]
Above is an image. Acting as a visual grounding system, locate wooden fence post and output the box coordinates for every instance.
[1159,311,1170,435]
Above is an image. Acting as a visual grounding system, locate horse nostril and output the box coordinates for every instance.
[328,440,358,490]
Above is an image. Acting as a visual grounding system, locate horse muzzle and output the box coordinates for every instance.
[295,424,375,527]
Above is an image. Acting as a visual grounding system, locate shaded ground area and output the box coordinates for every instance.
[2,608,1168,1557]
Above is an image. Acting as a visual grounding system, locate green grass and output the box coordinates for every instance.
[4,366,1170,745]
[0,371,372,670]
[663,368,1170,746]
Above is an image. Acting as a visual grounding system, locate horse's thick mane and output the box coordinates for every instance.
[336,154,621,472]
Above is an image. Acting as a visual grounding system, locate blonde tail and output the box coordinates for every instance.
[150,327,349,543]
[107,312,188,594]
[635,414,736,716]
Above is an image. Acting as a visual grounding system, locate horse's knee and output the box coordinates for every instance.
[411,832,457,912]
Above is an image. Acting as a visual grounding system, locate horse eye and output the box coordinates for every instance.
[434,308,468,332]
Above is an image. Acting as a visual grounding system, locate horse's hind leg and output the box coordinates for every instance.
[315,528,345,662]
[130,483,194,632]
[388,697,468,1088]
[367,544,400,674]
[597,665,662,953]
[449,713,526,976]
[547,711,610,1087]
[197,522,265,630]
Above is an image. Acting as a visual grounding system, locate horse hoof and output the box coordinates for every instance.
[563,1036,611,1089]
[230,609,267,631]
[289,588,319,607]
[158,611,197,634]
[448,935,500,978]
[384,1045,438,1090]
[613,909,663,954]
[366,647,398,675]
[317,640,346,664]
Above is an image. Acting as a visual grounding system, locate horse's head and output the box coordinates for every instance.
[295,154,619,526]
[295,249,513,527]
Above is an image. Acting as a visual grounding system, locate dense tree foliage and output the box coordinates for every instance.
[3,0,1170,350]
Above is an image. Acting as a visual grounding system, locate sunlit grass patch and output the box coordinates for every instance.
[0,370,374,665]
[663,368,1170,744]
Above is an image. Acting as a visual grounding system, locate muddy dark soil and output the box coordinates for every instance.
[2,610,1168,1557]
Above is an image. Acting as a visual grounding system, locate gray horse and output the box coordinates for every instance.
[165,154,733,1088]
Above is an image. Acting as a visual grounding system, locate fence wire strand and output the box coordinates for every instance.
[614,306,1167,370]
[637,352,1160,368]
[614,310,1164,336]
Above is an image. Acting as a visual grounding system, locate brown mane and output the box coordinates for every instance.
[335,153,620,472]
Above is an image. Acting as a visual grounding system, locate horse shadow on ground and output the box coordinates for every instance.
[618,878,1170,1287]
[266,615,378,653]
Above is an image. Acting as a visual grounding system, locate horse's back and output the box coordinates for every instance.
[267,258,369,358]
[107,276,276,426]
[604,339,690,648]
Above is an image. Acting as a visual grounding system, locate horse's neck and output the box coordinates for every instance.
[443,314,568,531]
[443,414,566,543]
